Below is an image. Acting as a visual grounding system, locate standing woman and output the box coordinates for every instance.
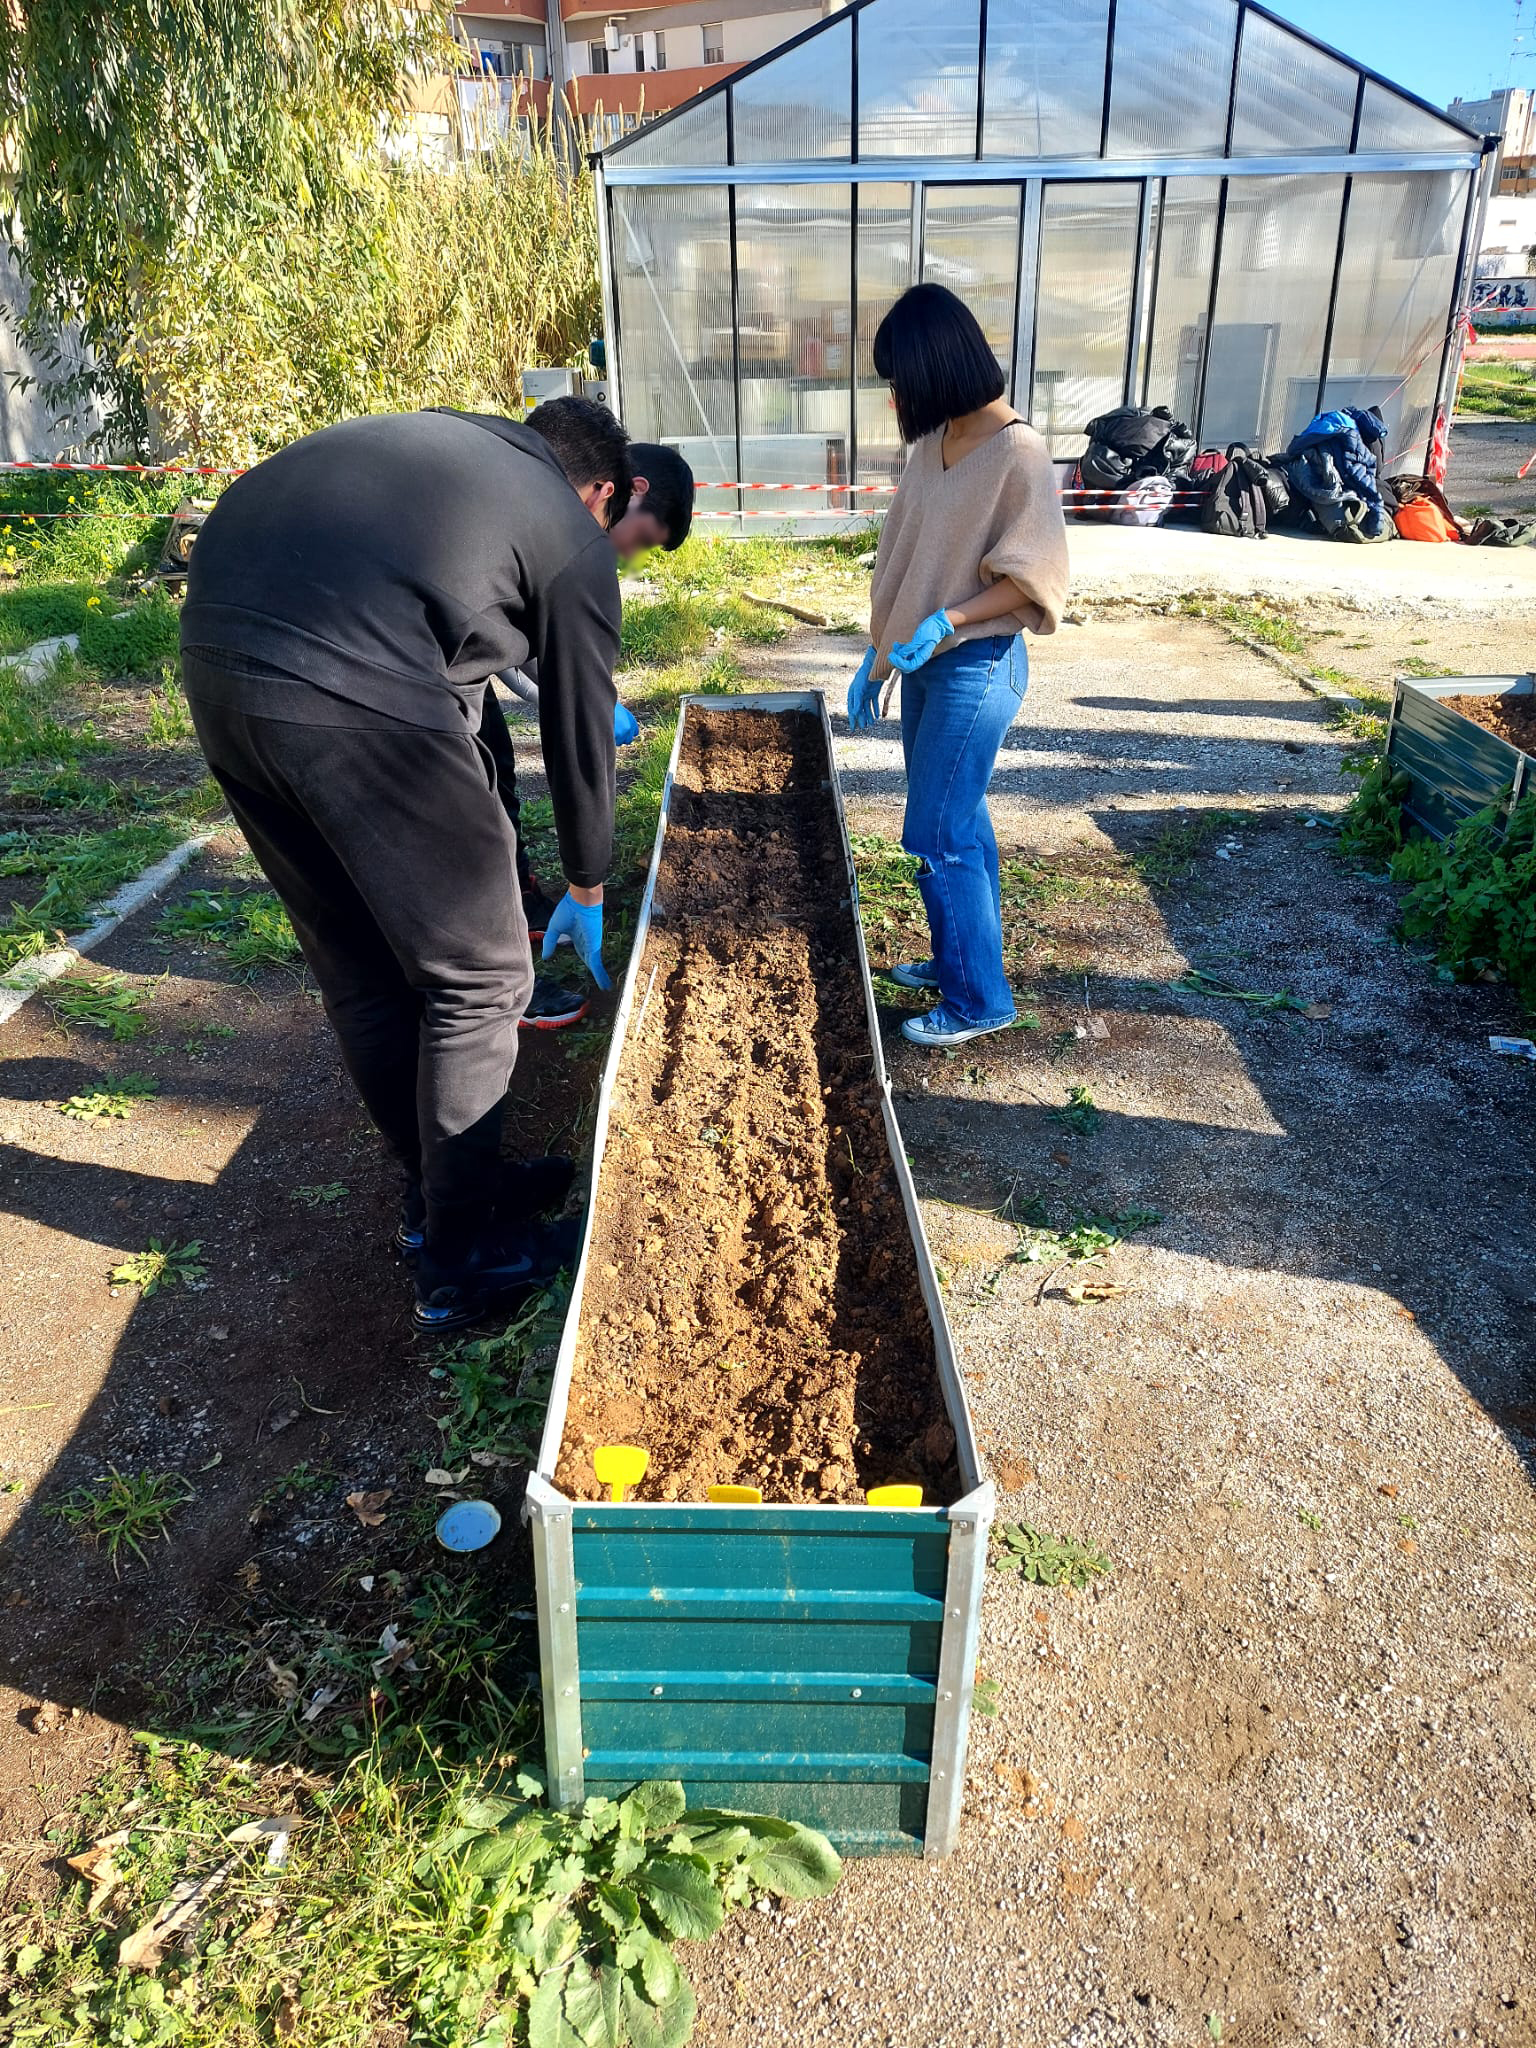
[849,283,1068,1047]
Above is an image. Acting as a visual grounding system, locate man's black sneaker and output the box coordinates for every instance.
[392,1155,577,1265]
[520,976,589,1031]
[412,1214,582,1334]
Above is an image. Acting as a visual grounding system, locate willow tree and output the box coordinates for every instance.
[0,1,454,453]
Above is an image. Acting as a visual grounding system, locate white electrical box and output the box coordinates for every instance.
[520,367,580,405]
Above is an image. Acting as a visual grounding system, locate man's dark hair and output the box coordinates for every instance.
[872,283,1007,445]
[526,396,634,526]
[630,442,694,549]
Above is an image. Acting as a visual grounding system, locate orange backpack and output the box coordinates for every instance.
[1393,492,1462,544]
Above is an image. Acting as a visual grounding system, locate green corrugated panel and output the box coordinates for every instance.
[577,1616,943,1675]
[580,1775,929,1856]
[1389,679,1531,840]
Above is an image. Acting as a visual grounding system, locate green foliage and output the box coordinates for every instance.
[1337,755,1411,860]
[1012,1205,1162,1266]
[58,1073,159,1122]
[156,887,300,975]
[622,597,712,667]
[45,1467,193,1571]
[0,582,99,653]
[76,589,182,678]
[429,1283,568,1465]
[613,721,679,873]
[1050,1084,1100,1136]
[0,821,182,958]
[992,1522,1112,1589]
[1132,809,1245,885]
[0,658,94,773]
[46,971,152,1038]
[1175,592,1307,655]
[109,1239,206,1297]
[1391,794,1536,1009]
[291,1182,349,1208]
[146,680,194,746]
[1457,360,1536,422]
[0,475,182,585]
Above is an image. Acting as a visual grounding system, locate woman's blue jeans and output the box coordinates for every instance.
[899,633,1026,1028]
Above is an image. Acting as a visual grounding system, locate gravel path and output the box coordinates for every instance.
[683,612,1536,2047]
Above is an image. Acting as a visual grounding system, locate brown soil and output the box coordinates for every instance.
[554,710,958,1507]
[1440,689,1536,755]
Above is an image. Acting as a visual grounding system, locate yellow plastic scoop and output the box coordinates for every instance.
[707,1484,763,1504]
[594,1445,649,1502]
[867,1484,924,1508]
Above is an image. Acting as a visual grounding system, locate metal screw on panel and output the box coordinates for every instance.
[957,1521,973,1532]
[652,1686,664,1696]
[935,1770,945,1779]
[850,1687,863,1699]
[559,1602,570,1613]
[562,1687,573,1697]
[950,1608,961,1617]
[942,1691,952,1701]
[566,1766,579,1777]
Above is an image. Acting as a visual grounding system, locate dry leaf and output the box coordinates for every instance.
[371,1624,420,1683]
[1377,1483,1399,1499]
[1304,1001,1333,1020]
[1065,1281,1127,1304]
[358,1574,375,1593]
[275,1979,302,2037]
[995,1457,1035,1491]
[66,1829,131,1915]
[423,1467,470,1488]
[237,1561,262,1592]
[120,1849,240,1970]
[345,1489,392,1528]
[1050,1150,1071,1166]
[1397,1537,1418,1553]
[469,1450,516,1467]
[265,1657,299,1702]
[1088,1016,1110,1041]
[241,1904,281,1945]
[1396,1308,1416,1321]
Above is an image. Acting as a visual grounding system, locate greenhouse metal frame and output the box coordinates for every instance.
[593,0,1495,525]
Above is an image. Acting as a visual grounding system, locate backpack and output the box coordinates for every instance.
[1388,474,1466,543]
[1467,514,1536,548]
[1200,443,1269,539]
[1079,441,1132,491]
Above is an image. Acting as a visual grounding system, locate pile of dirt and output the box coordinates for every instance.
[555,710,959,1506]
[1440,688,1536,755]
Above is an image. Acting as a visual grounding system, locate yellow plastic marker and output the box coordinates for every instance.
[867,1484,924,1508]
[594,1445,649,1502]
[707,1484,763,1504]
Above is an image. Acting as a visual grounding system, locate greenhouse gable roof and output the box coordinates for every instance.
[597,0,1484,175]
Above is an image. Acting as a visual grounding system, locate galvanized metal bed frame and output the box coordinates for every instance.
[525,690,994,1857]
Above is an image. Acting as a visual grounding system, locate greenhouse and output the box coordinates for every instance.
[593,0,1492,525]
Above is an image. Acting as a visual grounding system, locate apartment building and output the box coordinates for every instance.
[454,0,838,127]
[1447,84,1535,195]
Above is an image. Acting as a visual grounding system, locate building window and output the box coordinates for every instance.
[635,42,645,70]
[703,21,724,64]
[588,41,609,74]
[654,29,667,70]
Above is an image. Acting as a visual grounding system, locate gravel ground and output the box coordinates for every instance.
[679,609,1536,2047]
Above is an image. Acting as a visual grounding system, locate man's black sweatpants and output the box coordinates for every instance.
[183,651,534,1243]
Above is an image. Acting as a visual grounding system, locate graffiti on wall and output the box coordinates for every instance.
[1474,274,1536,326]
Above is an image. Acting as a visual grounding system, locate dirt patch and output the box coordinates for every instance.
[554,709,958,1507]
[1439,689,1536,755]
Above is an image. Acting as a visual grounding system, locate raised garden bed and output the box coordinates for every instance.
[526,693,992,1858]
[1385,673,1534,840]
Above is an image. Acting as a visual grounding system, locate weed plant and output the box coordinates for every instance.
[45,1467,193,1571]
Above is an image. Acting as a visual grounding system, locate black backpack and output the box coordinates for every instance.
[1467,514,1536,548]
[1200,443,1270,539]
[1083,403,1197,482]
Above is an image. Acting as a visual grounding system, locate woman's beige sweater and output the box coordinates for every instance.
[868,419,1069,681]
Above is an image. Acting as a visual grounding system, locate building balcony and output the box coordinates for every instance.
[567,62,738,116]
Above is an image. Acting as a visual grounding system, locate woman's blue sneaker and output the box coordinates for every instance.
[889,959,942,991]
[900,1004,1015,1049]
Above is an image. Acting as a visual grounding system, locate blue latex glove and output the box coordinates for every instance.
[889,609,954,675]
[614,702,639,745]
[846,646,881,731]
[542,891,611,990]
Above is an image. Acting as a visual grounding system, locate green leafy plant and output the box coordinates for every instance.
[1173,967,1309,1013]
[429,1285,568,1465]
[1050,1084,1100,1136]
[1337,755,1411,861]
[292,1182,349,1207]
[57,1073,159,1122]
[76,588,181,677]
[0,580,100,654]
[425,1776,840,2047]
[45,1467,193,1571]
[992,1523,1112,1589]
[1390,793,1536,1009]
[156,886,301,975]
[146,678,195,746]
[109,1238,206,1297]
[47,971,151,1039]
[1013,1206,1162,1266]
[1133,808,1246,886]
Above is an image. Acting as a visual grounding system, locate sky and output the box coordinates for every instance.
[1274,0,1531,110]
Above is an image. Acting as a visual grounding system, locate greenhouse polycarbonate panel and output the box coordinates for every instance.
[611,185,736,489]
[981,0,1109,160]
[1229,12,1356,156]
[735,185,852,491]
[1143,176,1220,420]
[731,14,852,164]
[856,184,914,487]
[858,0,981,161]
[1322,171,1468,466]
[612,93,728,167]
[921,187,1022,387]
[1106,0,1238,159]
[1202,174,1344,450]
[1355,79,1479,154]
[1031,182,1139,454]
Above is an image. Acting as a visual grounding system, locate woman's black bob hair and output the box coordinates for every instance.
[872,282,1006,445]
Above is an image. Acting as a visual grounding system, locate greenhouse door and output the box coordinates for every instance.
[1026,181,1143,455]
[919,185,1024,391]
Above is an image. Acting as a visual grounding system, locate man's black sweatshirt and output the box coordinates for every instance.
[180,409,619,888]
